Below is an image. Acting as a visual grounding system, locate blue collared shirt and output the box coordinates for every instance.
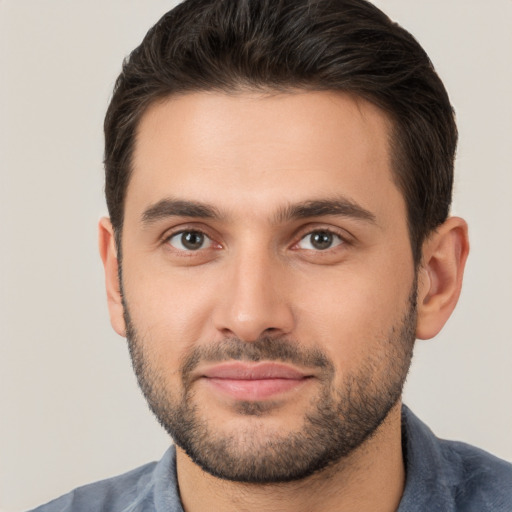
[30,406,512,511]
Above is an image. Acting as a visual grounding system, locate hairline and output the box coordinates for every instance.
[114,86,429,265]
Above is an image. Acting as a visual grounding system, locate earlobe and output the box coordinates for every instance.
[416,217,469,340]
[98,217,126,338]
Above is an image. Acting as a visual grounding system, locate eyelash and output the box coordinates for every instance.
[164,229,219,253]
[162,225,350,255]
[293,229,345,251]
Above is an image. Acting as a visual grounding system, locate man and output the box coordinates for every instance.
[31,0,512,510]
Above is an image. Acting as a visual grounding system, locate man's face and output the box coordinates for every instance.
[118,91,417,482]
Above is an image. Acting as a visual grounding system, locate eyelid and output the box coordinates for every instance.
[296,231,344,250]
[159,222,353,256]
[167,231,212,251]
[291,224,353,249]
[161,225,222,251]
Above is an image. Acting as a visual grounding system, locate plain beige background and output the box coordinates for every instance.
[1,1,511,510]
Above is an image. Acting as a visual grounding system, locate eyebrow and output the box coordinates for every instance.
[274,198,377,225]
[140,196,376,227]
[141,199,223,226]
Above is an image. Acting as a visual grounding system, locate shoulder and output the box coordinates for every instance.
[28,448,181,512]
[28,462,157,512]
[400,406,512,512]
[438,438,512,510]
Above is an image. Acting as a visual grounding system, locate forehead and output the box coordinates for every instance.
[127,90,403,224]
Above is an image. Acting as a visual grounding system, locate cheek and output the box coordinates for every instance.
[122,259,218,357]
[293,260,414,365]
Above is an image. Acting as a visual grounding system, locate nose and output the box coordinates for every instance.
[212,248,295,342]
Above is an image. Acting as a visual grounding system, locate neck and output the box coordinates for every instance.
[176,402,405,512]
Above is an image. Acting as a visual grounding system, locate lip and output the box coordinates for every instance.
[198,362,313,401]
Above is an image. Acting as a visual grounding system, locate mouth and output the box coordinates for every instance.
[198,361,314,401]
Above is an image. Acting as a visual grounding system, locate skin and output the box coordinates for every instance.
[99,91,469,512]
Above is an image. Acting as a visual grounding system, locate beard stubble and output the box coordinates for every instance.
[123,283,417,484]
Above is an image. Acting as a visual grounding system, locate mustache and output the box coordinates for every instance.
[180,336,334,379]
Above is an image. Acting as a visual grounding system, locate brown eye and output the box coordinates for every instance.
[297,230,343,251]
[167,231,211,251]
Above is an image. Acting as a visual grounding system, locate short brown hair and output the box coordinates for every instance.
[104,0,457,263]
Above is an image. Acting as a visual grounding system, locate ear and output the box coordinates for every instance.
[98,217,126,337]
[416,217,469,340]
